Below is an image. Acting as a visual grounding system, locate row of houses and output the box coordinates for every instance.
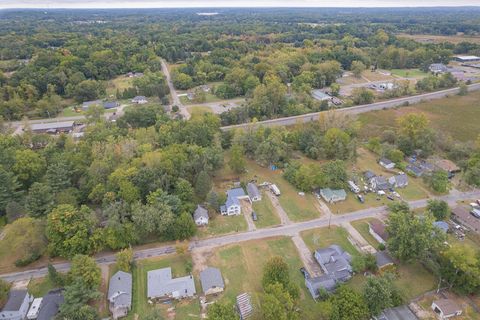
[0,289,63,320]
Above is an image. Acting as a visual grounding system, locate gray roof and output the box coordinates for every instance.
[200,267,225,294]
[194,205,209,221]
[434,221,449,233]
[108,271,132,308]
[389,174,408,187]
[406,165,423,177]
[147,267,196,299]
[364,170,376,180]
[103,101,119,109]
[246,183,260,199]
[372,176,391,190]
[306,274,337,293]
[320,188,346,202]
[315,245,352,282]
[31,121,75,131]
[132,96,147,101]
[37,290,64,320]
[225,187,246,208]
[375,251,394,268]
[380,158,394,166]
[376,305,418,320]
[2,289,28,311]
[82,99,103,107]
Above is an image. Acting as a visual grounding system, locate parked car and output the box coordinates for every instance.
[357,194,365,203]
[300,267,309,278]
[252,211,258,221]
[471,209,480,219]
[387,195,394,201]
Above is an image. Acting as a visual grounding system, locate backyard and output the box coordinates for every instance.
[252,192,281,228]
[196,214,248,238]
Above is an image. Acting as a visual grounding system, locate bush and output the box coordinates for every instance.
[378,243,386,251]
[15,252,41,267]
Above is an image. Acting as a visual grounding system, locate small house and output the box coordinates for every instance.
[369,221,388,245]
[375,251,394,270]
[370,176,391,191]
[108,271,132,319]
[200,267,225,295]
[0,290,32,320]
[319,188,347,203]
[429,63,448,74]
[193,205,209,226]
[26,298,42,320]
[36,290,64,320]
[221,188,249,216]
[379,158,395,170]
[131,96,148,104]
[388,174,408,188]
[314,245,352,283]
[431,299,462,319]
[406,164,424,177]
[247,183,262,202]
[236,293,253,320]
[375,305,418,320]
[434,221,449,233]
[104,101,120,109]
[147,267,196,301]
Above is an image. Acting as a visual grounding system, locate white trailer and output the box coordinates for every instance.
[269,184,281,196]
[27,298,43,320]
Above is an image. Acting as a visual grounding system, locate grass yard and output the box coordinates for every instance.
[28,277,56,297]
[180,92,220,105]
[351,218,382,249]
[197,214,247,238]
[187,106,213,118]
[106,76,134,96]
[358,90,480,143]
[397,33,480,45]
[252,193,281,228]
[301,226,360,257]
[131,254,198,319]
[213,156,320,222]
[390,68,429,78]
[362,70,396,82]
[205,237,325,320]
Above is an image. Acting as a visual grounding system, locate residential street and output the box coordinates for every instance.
[160,59,191,120]
[1,189,478,283]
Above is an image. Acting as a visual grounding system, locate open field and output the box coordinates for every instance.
[213,156,320,222]
[301,226,359,256]
[197,214,248,238]
[252,192,281,228]
[186,106,213,118]
[351,218,383,249]
[358,90,480,142]
[390,68,429,78]
[205,237,324,320]
[361,70,396,82]
[106,75,134,96]
[398,33,480,45]
[180,92,220,105]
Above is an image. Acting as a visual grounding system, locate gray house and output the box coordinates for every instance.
[200,267,225,295]
[379,158,395,170]
[0,289,32,320]
[319,188,347,203]
[374,305,418,320]
[305,274,336,299]
[108,271,132,319]
[247,183,261,202]
[193,205,209,226]
[314,245,353,283]
[147,267,196,301]
[220,188,249,216]
[388,174,408,188]
[37,290,64,320]
[370,176,391,191]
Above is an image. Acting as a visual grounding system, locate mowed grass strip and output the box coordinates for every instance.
[301,226,360,257]
[252,193,281,228]
[197,214,247,238]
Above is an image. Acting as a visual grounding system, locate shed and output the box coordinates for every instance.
[379,158,395,170]
[434,221,449,233]
[375,251,394,270]
[247,183,262,202]
[319,188,347,203]
[432,299,462,319]
[200,267,225,295]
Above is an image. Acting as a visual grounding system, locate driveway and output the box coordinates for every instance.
[341,222,377,254]
[266,192,291,225]
[292,234,322,277]
[241,199,256,232]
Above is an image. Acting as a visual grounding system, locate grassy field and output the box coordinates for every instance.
[351,218,382,249]
[197,214,248,238]
[205,237,324,320]
[180,92,220,105]
[358,90,480,142]
[106,76,134,96]
[186,106,213,118]
[301,226,360,257]
[130,254,197,319]
[28,277,56,297]
[397,33,480,45]
[213,156,320,222]
[390,68,429,78]
[252,193,281,228]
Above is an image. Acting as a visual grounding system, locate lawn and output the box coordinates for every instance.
[301,226,360,257]
[351,218,382,249]
[131,254,198,319]
[28,277,56,297]
[187,106,213,118]
[252,193,281,228]
[180,92,220,105]
[358,90,480,143]
[206,237,325,320]
[197,214,247,238]
[106,76,134,96]
[213,155,320,222]
[390,68,429,78]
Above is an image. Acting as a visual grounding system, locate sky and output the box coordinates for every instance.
[1,0,480,9]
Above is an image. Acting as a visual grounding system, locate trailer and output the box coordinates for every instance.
[269,184,281,196]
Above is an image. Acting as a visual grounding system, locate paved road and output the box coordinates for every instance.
[161,59,191,120]
[221,82,480,131]
[1,189,478,283]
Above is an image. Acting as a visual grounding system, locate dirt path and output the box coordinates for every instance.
[341,222,377,254]
[241,200,256,231]
[98,264,110,316]
[266,192,291,225]
[315,197,332,217]
[191,246,214,274]
[292,234,322,277]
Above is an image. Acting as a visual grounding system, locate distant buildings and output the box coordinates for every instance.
[0,289,32,320]
[108,271,132,319]
[379,158,395,170]
[131,96,148,104]
[429,63,449,74]
[30,121,75,134]
[147,267,196,301]
[454,55,480,63]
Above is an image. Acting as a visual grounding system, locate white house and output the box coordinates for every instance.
[431,299,462,319]
[220,188,249,216]
[193,205,209,226]
[247,183,262,202]
[0,290,32,320]
[131,96,148,104]
[379,158,395,170]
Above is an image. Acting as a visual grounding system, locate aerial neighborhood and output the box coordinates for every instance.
[1,5,480,320]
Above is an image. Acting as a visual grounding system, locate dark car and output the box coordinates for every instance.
[357,194,365,203]
[252,211,258,221]
[387,195,394,201]
[300,267,309,278]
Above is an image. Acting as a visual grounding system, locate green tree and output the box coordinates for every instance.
[427,170,449,193]
[73,80,106,103]
[144,308,164,320]
[324,128,352,160]
[439,243,480,294]
[0,279,10,305]
[262,256,299,299]
[173,211,197,240]
[262,283,299,320]
[229,144,246,174]
[0,167,22,214]
[116,247,134,272]
[46,205,99,258]
[47,264,65,286]
[458,82,468,96]
[330,286,369,320]
[351,61,366,78]
[70,254,102,290]
[207,302,238,320]
[59,278,101,319]
[25,182,54,217]
[351,88,374,105]
[12,149,46,187]
[195,170,212,200]
[330,83,340,97]
[427,199,450,221]
[84,104,105,123]
[363,275,402,316]
[45,159,72,193]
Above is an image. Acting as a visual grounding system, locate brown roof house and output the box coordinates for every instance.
[369,221,388,245]
[431,299,462,319]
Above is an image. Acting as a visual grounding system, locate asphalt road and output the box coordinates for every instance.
[161,59,191,120]
[221,82,480,131]
[1,189,478,283]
